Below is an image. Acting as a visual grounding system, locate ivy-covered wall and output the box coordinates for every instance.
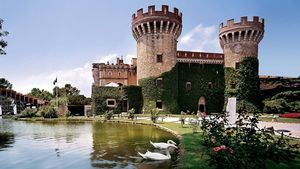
[224,57,261,111]
[92,85,143,115]
[139,63,225,114]
[139,65,179,114]
[178,63,225,113]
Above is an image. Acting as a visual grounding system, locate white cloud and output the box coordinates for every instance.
[13,53,135,97]
[178,24,222,53]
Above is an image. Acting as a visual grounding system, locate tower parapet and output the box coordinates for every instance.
[219,16,264,68]
[131,5,182,82]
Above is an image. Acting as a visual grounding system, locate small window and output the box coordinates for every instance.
[108,71,112,76]
[186,82,191,91]
[157,54,163,63]
[118,72,121,76]
[208,82,213,89]
[156,78,163,86]
[106,99,116,108]
[156,100,162,109]
[235,62,240,69]
[230,83,236,89]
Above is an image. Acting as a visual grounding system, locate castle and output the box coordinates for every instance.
[92,5,264,114]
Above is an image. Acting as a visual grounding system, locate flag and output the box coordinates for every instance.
[53,77,57,85]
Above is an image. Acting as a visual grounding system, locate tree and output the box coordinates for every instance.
[53,84,90,105]
[0,78,12,89]
[27,88,54,101]
[0,18,9,55]
[53,84,80,97]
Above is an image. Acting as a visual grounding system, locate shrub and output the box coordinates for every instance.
[263,99,289,114]
[20,108,38,118]
[38,105,58,118]
[237,100,260,114]
[128,108,135,120]
[200,109,297,169]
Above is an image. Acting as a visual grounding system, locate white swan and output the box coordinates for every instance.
[150,140,178,149]
[138,150,171,160]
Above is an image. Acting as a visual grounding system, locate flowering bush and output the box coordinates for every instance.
[200,109,298,169]
[279,112,300,118]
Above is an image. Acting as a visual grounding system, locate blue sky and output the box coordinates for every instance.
[0,0,300,96]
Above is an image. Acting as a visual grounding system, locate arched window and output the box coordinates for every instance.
[208,82,213,89]
[186,82,191,91]
[156,78,163,86]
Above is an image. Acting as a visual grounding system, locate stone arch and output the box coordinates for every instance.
[198,96,206,113]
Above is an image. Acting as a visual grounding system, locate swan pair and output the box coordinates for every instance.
[138,140,177,161]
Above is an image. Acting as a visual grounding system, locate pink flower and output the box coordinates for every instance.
[220,145,226,149]
[213,147,221,152]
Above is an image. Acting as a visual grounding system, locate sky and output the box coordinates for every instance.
[0,0,300,97]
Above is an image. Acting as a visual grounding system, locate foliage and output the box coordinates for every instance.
[68,95,91,105]
[37,105,57,118]
[236,57,260,106]
[27,88,54,101]
[53,84,80,97]
[139,63,225,114]
[237,100,260,114]
[143,101,159,123]
[104,110,114,120]
[20,108,38,118]
[178,63,225,113]
[225,57,261,112]
[200,107,298,169]
[0,78,12,89]
[263,99,289,114]
[92,85,143,115]
[263,91,300,114]
[123,86,143,113]
[128,108,135,120]
[0,95,13,114]
[0,18,9,55]
[224,67,238,97]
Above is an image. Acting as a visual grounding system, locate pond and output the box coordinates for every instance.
[0,119,178,169]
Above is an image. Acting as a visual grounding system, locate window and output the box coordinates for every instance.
[156,78,163,86]
[108,71,112,76]
[186,82,191,91]
[156,100,162,109]
[157,54,163,63]
[230,83,236,89]
[208,82,213,89]
[118,72,121,76]
[235,62,240,69]
[106,99,116,108]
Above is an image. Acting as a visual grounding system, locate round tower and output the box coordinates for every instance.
[131,5,182,82]
[219,16,264,68]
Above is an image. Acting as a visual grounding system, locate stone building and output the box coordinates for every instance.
[92,5,264,114]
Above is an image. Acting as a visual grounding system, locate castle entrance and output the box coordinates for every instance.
[198,96,206,113]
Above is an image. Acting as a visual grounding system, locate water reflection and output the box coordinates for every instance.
[90,122,178,169]
[0,119,178,169]
[0,132,14,150]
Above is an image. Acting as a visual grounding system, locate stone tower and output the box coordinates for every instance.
[131,5,182,82]
[219,16,264,68]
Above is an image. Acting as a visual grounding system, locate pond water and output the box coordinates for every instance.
[0,119,178,169]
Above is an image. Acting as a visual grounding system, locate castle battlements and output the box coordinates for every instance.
[219,16,264,49]
[131,5,182,41]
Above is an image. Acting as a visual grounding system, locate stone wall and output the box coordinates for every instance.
[137,33,177,81]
